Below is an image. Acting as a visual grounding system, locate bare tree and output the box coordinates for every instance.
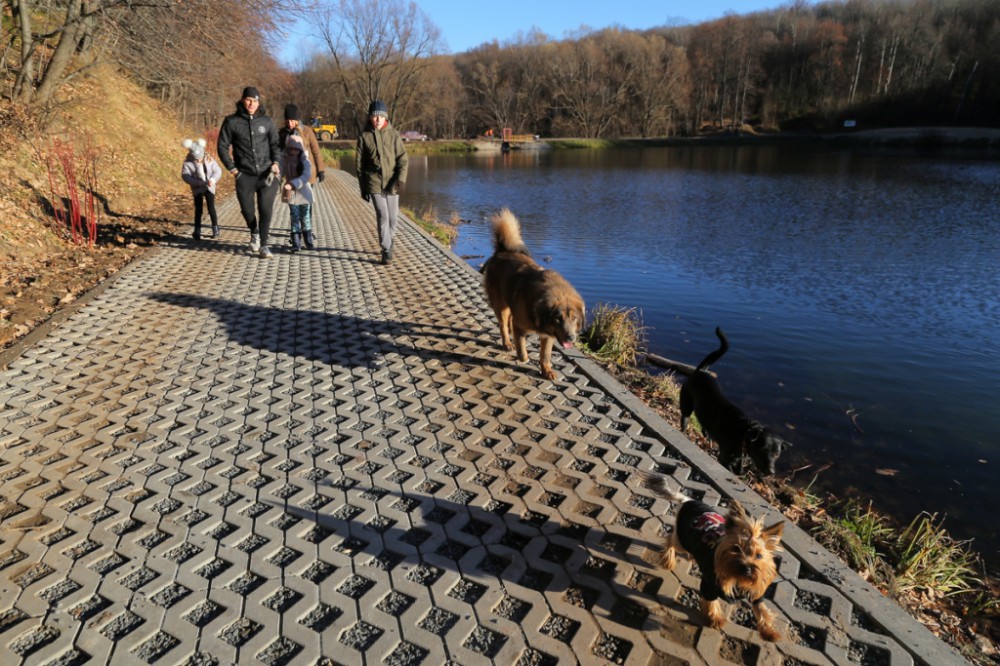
[549,31,635,138]
[5,0,308,121]
[629,34,692,136]
[407,55,464,138]
[107,0,307,128]
[458,44,520,134]
[9,0,103,105]
[317,0,442,134]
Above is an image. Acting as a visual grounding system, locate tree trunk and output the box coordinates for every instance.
[12,0,36,102]
[849,36,863,105]
[884,34,899,95]
[954,60,978,122]
[33,0,94,105]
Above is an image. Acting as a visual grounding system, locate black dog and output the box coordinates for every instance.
[679,327,790,475]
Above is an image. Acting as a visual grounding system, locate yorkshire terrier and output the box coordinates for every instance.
[640,471,785,641]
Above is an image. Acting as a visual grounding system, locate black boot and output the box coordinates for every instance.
[290,232,302,252]
[211,225,220,238]
[192,224,201,240]
[304,230,316,249]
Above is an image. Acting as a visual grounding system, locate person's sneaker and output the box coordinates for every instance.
[259,246,272,258]
[379,249,389,265]
[250,233,261,253]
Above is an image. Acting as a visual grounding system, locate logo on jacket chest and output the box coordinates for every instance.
[257,126,267,134]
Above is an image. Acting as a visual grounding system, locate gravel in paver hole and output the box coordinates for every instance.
[418,607,458,635]
[384,641,429,666]
[540,614,580,642]
[133,631,180,663]
[183,601,225,627]
[463,626,506,658]
[339,620,384,651]
[256,637,303,666]
[591,632,633,664]
[376,591,415,616]
[218,617,262,647]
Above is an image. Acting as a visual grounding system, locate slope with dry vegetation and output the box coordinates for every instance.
[0,65,192,351]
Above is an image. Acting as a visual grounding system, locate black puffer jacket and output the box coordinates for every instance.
[217,102,280,176]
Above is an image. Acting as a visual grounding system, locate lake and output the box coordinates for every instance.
[344,143,1000,570]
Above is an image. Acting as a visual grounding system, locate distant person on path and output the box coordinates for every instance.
[180,138,221,240]
[217,86,281,258]
[279,103,325,248]
[279,134,314,252]
[356,100,408,265]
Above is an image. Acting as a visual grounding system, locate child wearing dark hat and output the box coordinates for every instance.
[279,134,314,252]
[180,138,222,240]
[356,99,408,265]
[279,103,326,248]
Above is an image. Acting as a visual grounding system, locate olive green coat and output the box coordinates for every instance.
[356,122,408,196]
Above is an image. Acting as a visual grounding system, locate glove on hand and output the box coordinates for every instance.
[317,171,326,183]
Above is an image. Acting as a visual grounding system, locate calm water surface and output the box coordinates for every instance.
[348,145,1000,568]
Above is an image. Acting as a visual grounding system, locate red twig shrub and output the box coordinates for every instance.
[43,136,100,248]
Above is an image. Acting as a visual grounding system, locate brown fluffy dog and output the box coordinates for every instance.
[640,472,785,642]
[482,208,585,380]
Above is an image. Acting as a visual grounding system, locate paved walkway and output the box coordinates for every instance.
[0,170,966,665]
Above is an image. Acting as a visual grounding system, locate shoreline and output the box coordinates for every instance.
[319,126,1000,153]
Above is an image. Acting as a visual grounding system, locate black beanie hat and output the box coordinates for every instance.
[241,86,260,100]
[284,104,300,121]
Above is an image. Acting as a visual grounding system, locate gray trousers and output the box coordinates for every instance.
[371,193,399,252]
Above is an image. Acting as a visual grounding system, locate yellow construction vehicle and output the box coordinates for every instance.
[309,117,338,141]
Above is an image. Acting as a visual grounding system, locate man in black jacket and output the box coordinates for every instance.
[218,86,281,258]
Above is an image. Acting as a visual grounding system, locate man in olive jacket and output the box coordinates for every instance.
[218,86,281,258]
[356,100,408,265]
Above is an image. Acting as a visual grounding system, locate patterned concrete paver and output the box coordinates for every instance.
[0,169,967,665]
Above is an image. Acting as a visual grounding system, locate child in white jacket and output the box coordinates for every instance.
[280,134,314,251]
[180,138,222,240]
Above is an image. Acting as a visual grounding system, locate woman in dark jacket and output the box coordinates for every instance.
[218,86,281,258]
[356,100,408,265]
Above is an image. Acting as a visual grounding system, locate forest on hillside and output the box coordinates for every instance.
[3,0,999,139]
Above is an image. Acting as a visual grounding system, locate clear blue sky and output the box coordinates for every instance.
[280,0,800,66]
[417,0,793,54]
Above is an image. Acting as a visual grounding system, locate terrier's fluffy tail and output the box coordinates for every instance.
[638,472,690,504]
[490,208,529,255]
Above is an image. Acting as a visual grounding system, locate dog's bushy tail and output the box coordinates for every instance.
[695,326,730,372]
[491,208,529,255]
[638,471,690,504]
